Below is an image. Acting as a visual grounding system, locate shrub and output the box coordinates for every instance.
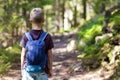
[0,43,21,76]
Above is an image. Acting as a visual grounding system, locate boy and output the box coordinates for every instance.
[20,8,54,80]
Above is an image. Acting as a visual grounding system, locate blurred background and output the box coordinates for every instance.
[0,0,119,48]
[1,0,120,79]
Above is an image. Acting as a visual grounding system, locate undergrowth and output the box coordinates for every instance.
[77,9,120,79]
[0,43,21,76]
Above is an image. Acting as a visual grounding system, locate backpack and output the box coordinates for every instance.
[25,32,48,72]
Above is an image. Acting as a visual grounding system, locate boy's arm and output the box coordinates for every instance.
[21,48,26,70]
[47,49,53,77]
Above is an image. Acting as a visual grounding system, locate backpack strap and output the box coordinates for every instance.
[25,32,33,41]
[38,32,48,41]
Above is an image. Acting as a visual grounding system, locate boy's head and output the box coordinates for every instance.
[29,8,44,24]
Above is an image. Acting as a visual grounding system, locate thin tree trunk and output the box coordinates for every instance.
[74,5,77,27]
[62,0,65,29]
[22,7,29,31]
[82,0,87,19]
[55,0,60,31]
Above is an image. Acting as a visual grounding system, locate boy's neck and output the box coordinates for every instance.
[32,23,42,30]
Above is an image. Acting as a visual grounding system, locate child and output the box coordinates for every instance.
[20,8,54,80]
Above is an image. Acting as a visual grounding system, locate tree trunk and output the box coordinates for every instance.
[55,0,60,31]
[22,7,29,31]
[82,0,87,19]
[62,0,65,29]
[74,5,77,27]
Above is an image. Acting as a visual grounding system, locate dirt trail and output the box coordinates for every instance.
[49,33,79,80]
[1,33,113,80]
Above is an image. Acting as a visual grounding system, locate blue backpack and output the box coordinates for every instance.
[25,32,48,73]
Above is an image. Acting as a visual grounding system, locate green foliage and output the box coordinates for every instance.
[77,16,105,69]
[81,45,100,60]
[98,36,111,46]
[78,15,104,46]
[108,12,120,34]
[89,0,118,14]
[0,61,11,76]
[97,43,112,60]
[77,8,120,79]
[77,13,120,70]
[78,44,102,68]
[110,14,120,24]
[6,43,21,62]
[0,49,12,76]
[0,44,21,76]
[0,0,53,32]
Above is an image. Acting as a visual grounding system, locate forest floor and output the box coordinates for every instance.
[1,32,114,80]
